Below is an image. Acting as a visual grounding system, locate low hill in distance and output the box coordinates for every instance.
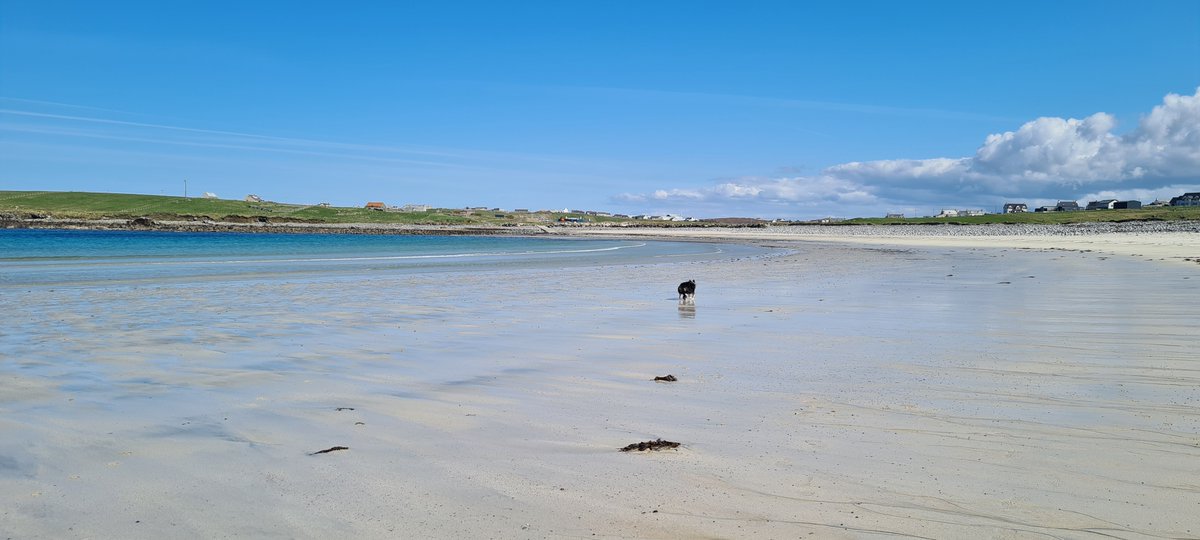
[0,191,628,226]
[2,190,1199,226]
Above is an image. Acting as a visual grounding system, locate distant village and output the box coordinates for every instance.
[191,192,704,222]
[900,191,1200,220]
[361,201,704,222]
[216,190,1200,223]
[353,191,1200,222]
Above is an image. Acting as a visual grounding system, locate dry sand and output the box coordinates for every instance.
[2,228,1198,538]
[563,224,1200,264]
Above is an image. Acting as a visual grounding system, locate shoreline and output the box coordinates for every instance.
[6,217,1196,263]
[5,215,1200,237]
[0,216,551,236]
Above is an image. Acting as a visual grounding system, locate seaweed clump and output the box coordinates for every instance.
[620,439,681,452]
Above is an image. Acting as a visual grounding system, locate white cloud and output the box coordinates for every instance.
[620,175,877,206]
[826,158,968,183]
[835,87,1200,191]
[653,188,705,200]
[1123,89,1200,177]
[617,87,1200,217]
[971,113,1127,180]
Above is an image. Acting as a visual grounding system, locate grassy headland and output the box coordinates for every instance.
[2,190,1199,227]
[0,191,626,226]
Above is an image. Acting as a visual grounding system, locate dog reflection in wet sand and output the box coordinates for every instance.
[677,279,696,303]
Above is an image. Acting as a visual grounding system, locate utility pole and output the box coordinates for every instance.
[184,179,188,199]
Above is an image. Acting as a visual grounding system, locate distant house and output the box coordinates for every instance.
[885,213,905,219]
[365,202,386,210]
[317,202,331,207]
[1034,205,1055,213]
[1145,199,1170,208]
[1003,203,1028,213]
[245,194,263,203]
[1055,201,1081,212]
[1113,200,1142,209]
[203,192,219,199]
[936,209,984,217]
[1170,192,1200,206]
[1086,199,1117,210]
[401,204,431,212]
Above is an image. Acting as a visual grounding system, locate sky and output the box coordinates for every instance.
[1,1,1198,219]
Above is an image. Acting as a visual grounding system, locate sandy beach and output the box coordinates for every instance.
[2,227,1198,538]
[563,222,1200,266]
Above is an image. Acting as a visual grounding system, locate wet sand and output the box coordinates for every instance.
[2,234,1198,538]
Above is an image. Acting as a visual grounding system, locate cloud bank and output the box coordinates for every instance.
[617,87,1200,216]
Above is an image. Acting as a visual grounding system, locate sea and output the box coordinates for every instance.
[0,229,770,288]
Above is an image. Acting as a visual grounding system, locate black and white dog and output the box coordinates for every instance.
[677,279,696,301]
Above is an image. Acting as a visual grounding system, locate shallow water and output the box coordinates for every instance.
[0,229,767,287]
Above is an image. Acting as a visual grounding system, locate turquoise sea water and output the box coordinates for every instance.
[0,229,768,287]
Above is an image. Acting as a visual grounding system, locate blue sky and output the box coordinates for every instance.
[2,1,1198,218]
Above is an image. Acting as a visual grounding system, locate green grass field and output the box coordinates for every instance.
[2,190,1198,225]
[0,191,627,225]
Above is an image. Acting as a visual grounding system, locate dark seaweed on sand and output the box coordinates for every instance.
[309,446,349,455]
[620,439,681,452]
